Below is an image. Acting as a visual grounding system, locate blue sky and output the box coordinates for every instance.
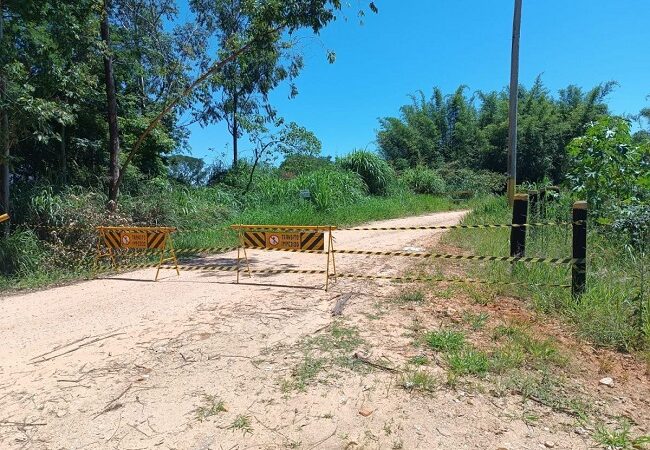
[180,1,650,165]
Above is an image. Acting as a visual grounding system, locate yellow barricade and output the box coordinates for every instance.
[230,225,337,291]
[95,226,179,281]
[0,213,8,224]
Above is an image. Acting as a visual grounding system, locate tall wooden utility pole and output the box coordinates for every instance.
[507,0,522,206]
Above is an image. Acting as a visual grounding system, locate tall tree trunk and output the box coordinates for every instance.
[0,0,9,237]
[60,124,67,186]
[232,91,238,168]
[101,0,121,209]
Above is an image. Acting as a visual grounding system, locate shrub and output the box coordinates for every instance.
[337,150,394,195]
[567,116,650,216]
[291,168,366,210]
[438,165,505,195]
[0,230,45,276]
[402,166,447,194]
[279,154,333,176]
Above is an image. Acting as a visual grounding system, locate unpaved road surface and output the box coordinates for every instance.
[1,210,648,449]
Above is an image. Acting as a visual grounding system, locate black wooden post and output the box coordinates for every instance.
[572,201,587,298]
[510,193,528,257]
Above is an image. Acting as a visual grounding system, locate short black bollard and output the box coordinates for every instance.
[510,193,529,257]
[572,201,587,298]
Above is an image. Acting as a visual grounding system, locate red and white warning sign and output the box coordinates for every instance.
[265,232,300,249]
[120,231,148,249]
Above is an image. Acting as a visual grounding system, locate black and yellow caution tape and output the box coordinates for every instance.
[331,273,571,288]
[124,246,326,257]
[125,246,240,257]
[95,263,569,288]
[331,249,583,265]
[103,263,327,275]
[342,221,584,231]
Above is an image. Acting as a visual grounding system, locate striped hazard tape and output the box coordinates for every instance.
[96,263,568,288]
[342,221,584,231]
[125,246,326,257]
[331,249,583,265]
[332,273,571,288]
[106,263,327,275]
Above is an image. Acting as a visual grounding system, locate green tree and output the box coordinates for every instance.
[243,118,321,193]
[116,0,378,205]
[190,0,303,168]
[567,116,650,215]
[168,154,208,185]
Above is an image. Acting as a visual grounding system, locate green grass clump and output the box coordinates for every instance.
[229,414,253,435]
[424,329,466,352]
[402,166,446,195]
[394,290,425,304]
[445,348,490,376]
[492,323,567,368]
[400,369,437,393]
[337,150,394,195]
[462,311,489,330]
[195,395,227,422]
[283,322,368,392]
[290,356,325,391]
[407,355,430,366]
[594,419,650,449]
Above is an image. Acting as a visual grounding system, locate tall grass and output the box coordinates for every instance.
[444,195,649,353]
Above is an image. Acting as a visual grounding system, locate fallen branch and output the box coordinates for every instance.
[0,421,46,427]
[331,293,353,316]
[31,332,125,364]
[30,334,91,361]
[307,427,337,450]
[93,383,132,419]
[353,352,399,373]
[207,353,251,360]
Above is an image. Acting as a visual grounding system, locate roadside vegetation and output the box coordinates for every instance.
[0,154,493,290]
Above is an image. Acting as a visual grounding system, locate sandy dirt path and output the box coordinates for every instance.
[1,209,644,450]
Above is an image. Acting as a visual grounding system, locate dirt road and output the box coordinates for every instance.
[1,210,647,449]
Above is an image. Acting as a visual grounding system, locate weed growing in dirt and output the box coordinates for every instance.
[488,346,525,373]
[462,311,489,330]
[291,356,325,391]
[493,323,567,369]
[304,322,364,353]
[229,414,253,435]
[195,395,226,421]
[282,322,368,392]
[408,355,429,366]
[394,290,425,304]
[445,348,490,377]
[424,329,466,352]
[508,371,591,418]
[400,368,438,393]
[594,419,650,449]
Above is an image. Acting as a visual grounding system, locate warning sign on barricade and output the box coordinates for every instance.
[242,229,326,251]
[231,225,336,290]
[95,226,179,281]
